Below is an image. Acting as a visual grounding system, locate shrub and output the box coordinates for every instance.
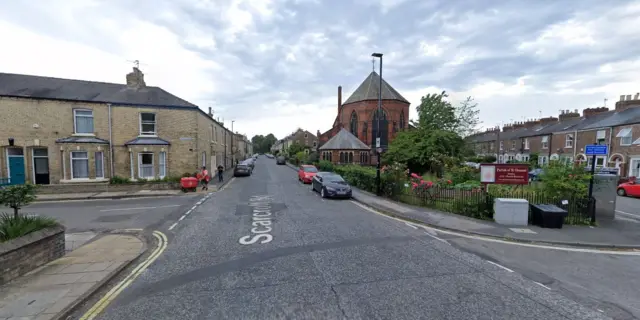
[317,160,334,172]
[110,176,131,184]
[448,166,479,185]
[0,213,58,242]
[0,184,38,219]
[538,161,591,198]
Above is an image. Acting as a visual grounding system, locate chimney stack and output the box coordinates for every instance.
[126,67,146,89]
[208,107,213,117]
[559,109,580,121]
[338,86,342,111]
[626,95,632,101]
[583,107,610,117]
[539,116,559,125]
[635,93,639,100]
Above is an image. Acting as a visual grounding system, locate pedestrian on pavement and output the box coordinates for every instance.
[217,165,224,182]
[200,166,210,191]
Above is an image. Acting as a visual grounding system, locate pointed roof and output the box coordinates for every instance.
[319,128,370,150]
[343,71,409,105]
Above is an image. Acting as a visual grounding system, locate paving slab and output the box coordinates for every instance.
[0,233,146,320]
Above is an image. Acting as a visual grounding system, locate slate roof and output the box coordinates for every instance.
[343,71,409,105]
[56,136,110,144]
[319,128,370,150]
[581,107,640,130]
[124,137,171,146]
[0,72,197,108]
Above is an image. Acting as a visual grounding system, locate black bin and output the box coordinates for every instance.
[530,204,568,229]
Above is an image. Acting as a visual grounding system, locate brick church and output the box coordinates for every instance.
[316,71,410,165]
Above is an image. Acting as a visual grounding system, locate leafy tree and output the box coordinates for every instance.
[537,161,590,198]
[287,142,306,156]
[456,96,480,137]
[251,134,278,154]
[411,91,458,132]
[0,184,38,219]
[383,129,465,174]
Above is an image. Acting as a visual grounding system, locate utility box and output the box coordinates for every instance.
[493,198,529,226]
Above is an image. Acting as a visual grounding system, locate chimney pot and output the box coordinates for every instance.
[635,93,639,100]
[626,95,632,101]
[620,95,625,101]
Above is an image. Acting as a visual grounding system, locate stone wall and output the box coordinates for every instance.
[37,182,179,194]
[0,225,65,285]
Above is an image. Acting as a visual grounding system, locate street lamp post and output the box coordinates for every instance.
[372,52,383,196]
[231,120,235,167]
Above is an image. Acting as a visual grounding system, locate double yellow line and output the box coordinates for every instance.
[80,230,168,320]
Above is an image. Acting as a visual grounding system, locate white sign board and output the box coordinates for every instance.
[480,165,496,183]
[376,137,381,148]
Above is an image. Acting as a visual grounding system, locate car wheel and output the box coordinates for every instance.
[321,188,327,198]
[617,188,627,197]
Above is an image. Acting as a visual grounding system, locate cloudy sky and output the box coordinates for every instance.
[1,0,639,139]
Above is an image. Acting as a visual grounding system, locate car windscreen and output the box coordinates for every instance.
[237,164,248,168]
[303,167,318,173]
[326,175,346,183]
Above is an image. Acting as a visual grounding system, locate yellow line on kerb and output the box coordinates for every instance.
[219,177,236,191]
[80,230,168,320]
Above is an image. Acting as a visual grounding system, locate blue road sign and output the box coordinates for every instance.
[585,144,608,156]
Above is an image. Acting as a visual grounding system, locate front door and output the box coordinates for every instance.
[33,148,50,184]
[6,148,25,185]
[629,158,640,178]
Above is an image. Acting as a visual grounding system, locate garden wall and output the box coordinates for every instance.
[0,225,65,285]
[37,182,180,194]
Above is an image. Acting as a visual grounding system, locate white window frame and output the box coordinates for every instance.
[539,155,548,166]
[511,141,516,149]
[73,109,94,135]
[95,151,104,179]
[138,153,155,179]
[541,136,549,149]
[70,151,90,179]
[499,141,504,150]
[139,113,157,136]
[522,155,530,162]
[596,130,606,144]
[587,155,606,168]
[565,133,574,148]
[524,138,529,150]
[159,151,167,178]
[617,127,633,146]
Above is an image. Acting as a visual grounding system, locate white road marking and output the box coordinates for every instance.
[168,194,210,232]
[168,223,178,230]
[534,282,552,290]
[615,210,640,220]
[178,215,185,221]
[424,231,449,244]
[191,206,197,210]
[597,309,604,313]
[99,205,180,212]
[185,210,192,215]
[350,200,640,256]
[405,222,418,229]
[487,261,514,273]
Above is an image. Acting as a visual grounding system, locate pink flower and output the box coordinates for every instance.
[447,180,452,184]
[410,173,422,179]
[411,182,418,190]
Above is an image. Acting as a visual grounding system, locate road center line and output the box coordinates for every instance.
[405,222,418,229]
[534,282,552,290]
[99,205,180,212]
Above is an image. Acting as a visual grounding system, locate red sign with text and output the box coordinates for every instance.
[480,163,529,185]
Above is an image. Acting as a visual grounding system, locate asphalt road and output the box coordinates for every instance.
[88,157,610,320]
[615,196,640,221]
[24,194,204,233]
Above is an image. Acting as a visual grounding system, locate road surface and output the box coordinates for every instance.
[86,158,610,319]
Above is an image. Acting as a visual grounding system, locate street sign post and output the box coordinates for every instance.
[585,144,608,209]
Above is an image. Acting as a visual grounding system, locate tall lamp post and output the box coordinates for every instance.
[231,120,235,167]
[372,52,383,196]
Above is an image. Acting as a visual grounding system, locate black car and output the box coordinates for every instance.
[244,158,255,170]
[311,172,352,199]
[234,163,252,177]
[276,156,286,165]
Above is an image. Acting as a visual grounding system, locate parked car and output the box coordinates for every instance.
[234,163,252,177]
[311,172,352,199]
[529,168,544,181]
[617,177,639,197]
[243,158,255,170]
[298,165,318,184]
[266,154,275,159]
[276,156,286,165]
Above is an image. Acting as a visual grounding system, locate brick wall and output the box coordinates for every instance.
[340,100,409,147]
[37,182,179,194]
[0,225,65,285]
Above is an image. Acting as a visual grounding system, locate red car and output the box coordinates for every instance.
[617,177,639,197]
[298,165,318,184]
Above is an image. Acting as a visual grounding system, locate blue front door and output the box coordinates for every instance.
[8,156,25,185]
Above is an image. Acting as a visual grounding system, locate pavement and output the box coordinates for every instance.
[0,233,146,320]
[34,169,235,202]
[350,188,640,249]
[78,156,612,320]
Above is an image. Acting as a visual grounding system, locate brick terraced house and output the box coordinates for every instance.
[317,71,410,165]
[0,68,251,185]
[467,93,640,177]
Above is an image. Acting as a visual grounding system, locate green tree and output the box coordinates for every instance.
[411,91,458,132]
[287,142,306,156]
[251,134,278,154]
[456,96,480,137]
[0,184,38,219]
